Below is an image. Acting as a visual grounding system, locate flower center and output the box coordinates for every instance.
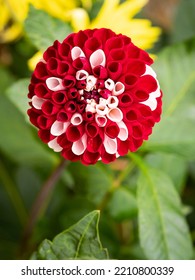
[83,89,100,103]
[75,71,113,114]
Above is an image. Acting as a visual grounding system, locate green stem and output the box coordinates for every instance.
[98,158,135,211]
[0,160,27,226]
[128,152,148,176]
[116,160,135,186]
[21,158,67,255]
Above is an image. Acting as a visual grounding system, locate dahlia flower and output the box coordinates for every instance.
[27,28,162,165]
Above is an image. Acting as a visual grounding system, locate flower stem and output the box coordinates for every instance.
[21,158,67,256]
[98,159,135,211]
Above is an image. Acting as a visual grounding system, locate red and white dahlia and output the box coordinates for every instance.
[28,28,162,165]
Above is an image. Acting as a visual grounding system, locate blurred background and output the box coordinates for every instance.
[0,0,195,260]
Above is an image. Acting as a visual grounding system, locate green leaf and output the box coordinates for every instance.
[0,94,57,166]
[86,164,113,205]
[15,166,41,210]
[24,5,72,50]
[143,118,195,158]
[34,210,108,260]
[69,163,112,205]
[145,153,187,193]
[137,167,193,260]
[143,39,195,159]
[107,187,137,222]
[0,66,15,92]
[172,0,195,43]
[6,79,29,119]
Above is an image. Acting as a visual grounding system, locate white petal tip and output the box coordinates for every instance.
[89,49,106,69]
[46,77,65,91]
[48,138,63,152]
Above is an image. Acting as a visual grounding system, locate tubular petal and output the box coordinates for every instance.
[107,95,119,108]
[89,49,106,69]
[48,138,63,152]
[71,113,83,126]
[112,81,125,95]
[31,96,45,110]
[95,114,107,127]
[104,135,117,154]
[46,77,65,91]
[71,46,86,60]
[72,134,87,155]
[96,103,109,116]
[118,121,128,141]
[107,107,123,122]
[76,69,89,80]
[105,78,115,91]
[140,87,161,111]
[51,121,69,136]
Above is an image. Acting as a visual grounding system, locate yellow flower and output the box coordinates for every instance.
[28,0,78,22]
[0,0,27,43]
[0,0,83,43]
[29,0,161,69]
[71,0,161,50]
[0,0,161,68]
[28,50,43,70]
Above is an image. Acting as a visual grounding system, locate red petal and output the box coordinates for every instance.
[105,122,120,138]
[82,150,100,165]
[66,124,84,142]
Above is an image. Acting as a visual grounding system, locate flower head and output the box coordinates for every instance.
[28,28,162,165]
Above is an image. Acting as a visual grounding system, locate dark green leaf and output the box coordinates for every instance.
[172,0,195,43]
[24,5,72,50]
[34,210,108,260]
[137,168,193,259]
[145,153,187,193]
[143,118,195,158]
[15,166,41,210]
[69,163,112,205]
[86,165,112,205]
[107,187,137,222]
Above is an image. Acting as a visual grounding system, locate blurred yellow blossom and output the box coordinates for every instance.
[0,0,161,69]
[29,0,161,69]
[0,0,83,43]
[0,0,27,43]
[89,0,161,50]
[28,0,78,22]
[27,50,43,70]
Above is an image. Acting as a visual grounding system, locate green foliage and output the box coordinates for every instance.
[172,0,195,43]
[6,79,30,119]
[0,0,195,261]
[0,67,15,92]
[145,153,187,193]
[24,5,72,50]
[0,93,57,166]
[137,167,193,260]
[33,211,108,260]
[107,187,137,222]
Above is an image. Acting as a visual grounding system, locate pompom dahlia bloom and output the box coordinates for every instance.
[28,28,162,165]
